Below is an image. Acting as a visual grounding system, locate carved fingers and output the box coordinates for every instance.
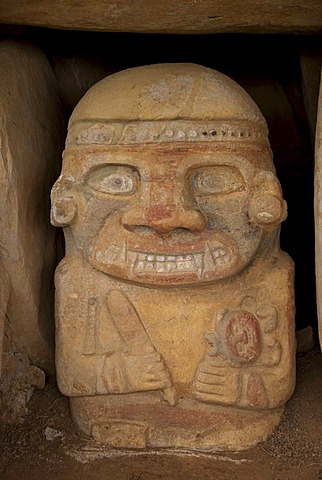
[122,352,173,392]
[194,355,241,405]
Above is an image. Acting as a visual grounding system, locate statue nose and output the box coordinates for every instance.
[122,203,207,236]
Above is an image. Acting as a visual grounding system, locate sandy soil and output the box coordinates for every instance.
[1,348,322,480]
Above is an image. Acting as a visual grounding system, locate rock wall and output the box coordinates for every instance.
[0,0,321,33]
[0,39,63,422]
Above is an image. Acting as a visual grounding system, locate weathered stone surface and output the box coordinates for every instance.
[0,0,321,34]
[0,264,10,379]
[0,330,46,424]
[301,47,322,148]
[0,38,63,421]
[52,63,296,450]
[315,71,322,349]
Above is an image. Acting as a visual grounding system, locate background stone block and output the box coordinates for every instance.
[0,0,321,34]
[0,39,63,422]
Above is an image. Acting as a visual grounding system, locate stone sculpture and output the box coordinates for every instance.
[51,63,296,450]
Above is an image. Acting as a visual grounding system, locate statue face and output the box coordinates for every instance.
[55,141,280,286]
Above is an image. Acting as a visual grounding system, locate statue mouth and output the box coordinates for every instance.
[128,247,231,276]
[94,241,235,279]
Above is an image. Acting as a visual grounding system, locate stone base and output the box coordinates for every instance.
[70,393,283,451]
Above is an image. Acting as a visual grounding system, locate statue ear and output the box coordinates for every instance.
[50,175,78,227]
[248,171,287,226]
[51,197,77,227]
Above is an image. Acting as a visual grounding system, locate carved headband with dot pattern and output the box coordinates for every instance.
[66,119,269,148]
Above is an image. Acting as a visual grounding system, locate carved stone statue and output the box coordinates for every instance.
[51,63,296,450]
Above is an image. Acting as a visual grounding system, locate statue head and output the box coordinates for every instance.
[51,63,286,286]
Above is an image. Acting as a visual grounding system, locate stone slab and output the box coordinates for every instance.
[0,39,62,373]
[315,70,322,349]
[301,47,322,148]
[0,265,10,378]
[0,0,321,34]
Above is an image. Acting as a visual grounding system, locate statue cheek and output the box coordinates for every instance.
[51,197,77,227]
[248,194,287,225]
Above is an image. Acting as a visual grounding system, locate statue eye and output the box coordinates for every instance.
[193,166,245,195]
[86,165,139,195]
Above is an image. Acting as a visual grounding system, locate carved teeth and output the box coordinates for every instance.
[213,248,226,258]
[127,250,138,273]
[203,244,232,272]
[98,244,120,263]
[133,252,202,274]
[102,242,128,264]
[119,240,127,263]
[211,247,231,265]
[203,244,216,272]
[100,244,232,276]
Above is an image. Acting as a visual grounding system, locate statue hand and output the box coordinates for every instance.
[194,355,241,405]
[122,352,173,393]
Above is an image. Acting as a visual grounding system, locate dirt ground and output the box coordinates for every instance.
[1,348,322,480]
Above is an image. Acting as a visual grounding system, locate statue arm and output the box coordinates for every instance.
[54,266,173,397]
